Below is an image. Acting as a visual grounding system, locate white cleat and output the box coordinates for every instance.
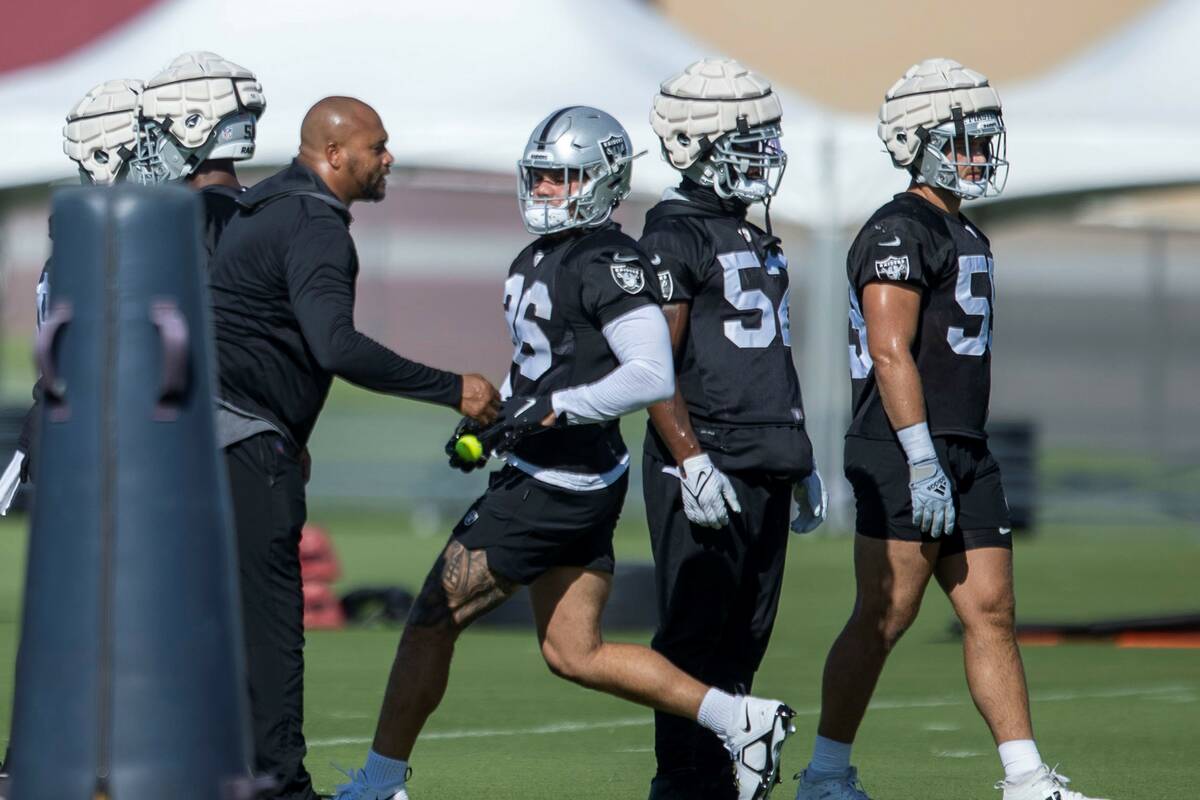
[794,766,872,800]
[332,767,410,800]
[997,764,1109,800]
[725,696,797,800]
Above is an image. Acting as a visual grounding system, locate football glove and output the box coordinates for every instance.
[790,467,828,534]
[492,393,557,444]
[908,456,955,537]
[679,453,741,529]
[445,418,489,473]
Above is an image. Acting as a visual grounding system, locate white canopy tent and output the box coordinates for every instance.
[830,0,1200,224]
[0,0,830,225]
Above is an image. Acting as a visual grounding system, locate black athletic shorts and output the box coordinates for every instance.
[452,464,627,585]
[845,435,1012,556]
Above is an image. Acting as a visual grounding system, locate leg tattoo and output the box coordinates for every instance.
[408,540,516,631]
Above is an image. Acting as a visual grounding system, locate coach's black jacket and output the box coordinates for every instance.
[209,159,461,448]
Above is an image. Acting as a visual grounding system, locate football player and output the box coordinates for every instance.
[638,58,825,800]
[334,107,797,800]
[793,59,1107,800]
[3,52,268,512]
[137,50,267,256]
[0,77,147,515]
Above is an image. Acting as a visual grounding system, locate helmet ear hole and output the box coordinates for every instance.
[93,150,110,165]
[677,134,690,146]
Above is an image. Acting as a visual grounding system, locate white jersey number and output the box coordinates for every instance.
[947,254,995,356]
[719,249,791,349]
[503,274,554,380]
[847,286,873,379]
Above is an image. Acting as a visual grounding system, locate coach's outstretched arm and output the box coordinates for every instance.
[285,220,498,422]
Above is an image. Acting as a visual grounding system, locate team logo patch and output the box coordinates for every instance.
[462,509,479,527]
[610,263,645,294]
[532,250,544,267]
[875,254,910,281]
[598,134,629,171]
[658,270,674,302]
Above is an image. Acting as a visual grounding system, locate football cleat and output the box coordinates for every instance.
[794,766,872,800]
[332,767,410,800]
[725,697,797,800]
[996,764,1108,800]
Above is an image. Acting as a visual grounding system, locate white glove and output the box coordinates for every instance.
[0,449,26,516]
[908,456,955,537]
[678,453,741,528]
[790,468,828,534]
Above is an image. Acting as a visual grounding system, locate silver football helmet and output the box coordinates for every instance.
[652,58,786,203]
[879,58,1008,199]
[133,51,266,184]
[517,106,644,235]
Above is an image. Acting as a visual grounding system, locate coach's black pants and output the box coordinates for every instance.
[226,434,318,800]
[643,452,792,800]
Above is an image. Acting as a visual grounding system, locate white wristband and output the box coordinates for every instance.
[896,422,936,464]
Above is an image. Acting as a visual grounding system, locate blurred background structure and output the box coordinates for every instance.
[0,0,1195,531]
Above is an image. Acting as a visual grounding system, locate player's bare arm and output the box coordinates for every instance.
[862,281,924,429]
[645,302,702,464]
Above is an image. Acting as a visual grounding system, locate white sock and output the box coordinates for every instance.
[998,739,1042,780]
[806,735,852,780]
[363,749,409,787]
[696,688,740,740]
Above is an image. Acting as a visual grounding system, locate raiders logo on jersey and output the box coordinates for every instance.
[875,254,910,281]
[611,263,646,294]
[658,270,674,302]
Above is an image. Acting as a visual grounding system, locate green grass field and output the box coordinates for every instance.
[0,511,1196,799]
[0,344,1196,797]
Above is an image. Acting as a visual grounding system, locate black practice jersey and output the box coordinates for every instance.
[638,184,810,476]
[504,222,659,478]
[846,192,995,440]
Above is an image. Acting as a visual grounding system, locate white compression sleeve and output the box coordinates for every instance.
[551,305,674,424]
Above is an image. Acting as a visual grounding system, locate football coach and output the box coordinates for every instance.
[208,96,500,799]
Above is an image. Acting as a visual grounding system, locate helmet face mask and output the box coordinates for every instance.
[129,110,258,185]
[688,122,787,202]
[517,107,642,235]
[915,110,1008,199]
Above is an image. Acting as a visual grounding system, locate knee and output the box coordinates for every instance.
[959,591,1016,635]
[851,596,922,652]
[540,638,599,687]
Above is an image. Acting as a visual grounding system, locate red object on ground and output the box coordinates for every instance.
[302,583,346,630]
[300,524,341,583]
[300,524,344,630]
[0,1,162,76]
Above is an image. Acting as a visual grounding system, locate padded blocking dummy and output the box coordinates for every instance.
[8,185,261,799]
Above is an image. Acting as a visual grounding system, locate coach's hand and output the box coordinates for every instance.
[790,468,828,534]
[679,453,741,529]
[908,456,955,537]
[460,373,501,424]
